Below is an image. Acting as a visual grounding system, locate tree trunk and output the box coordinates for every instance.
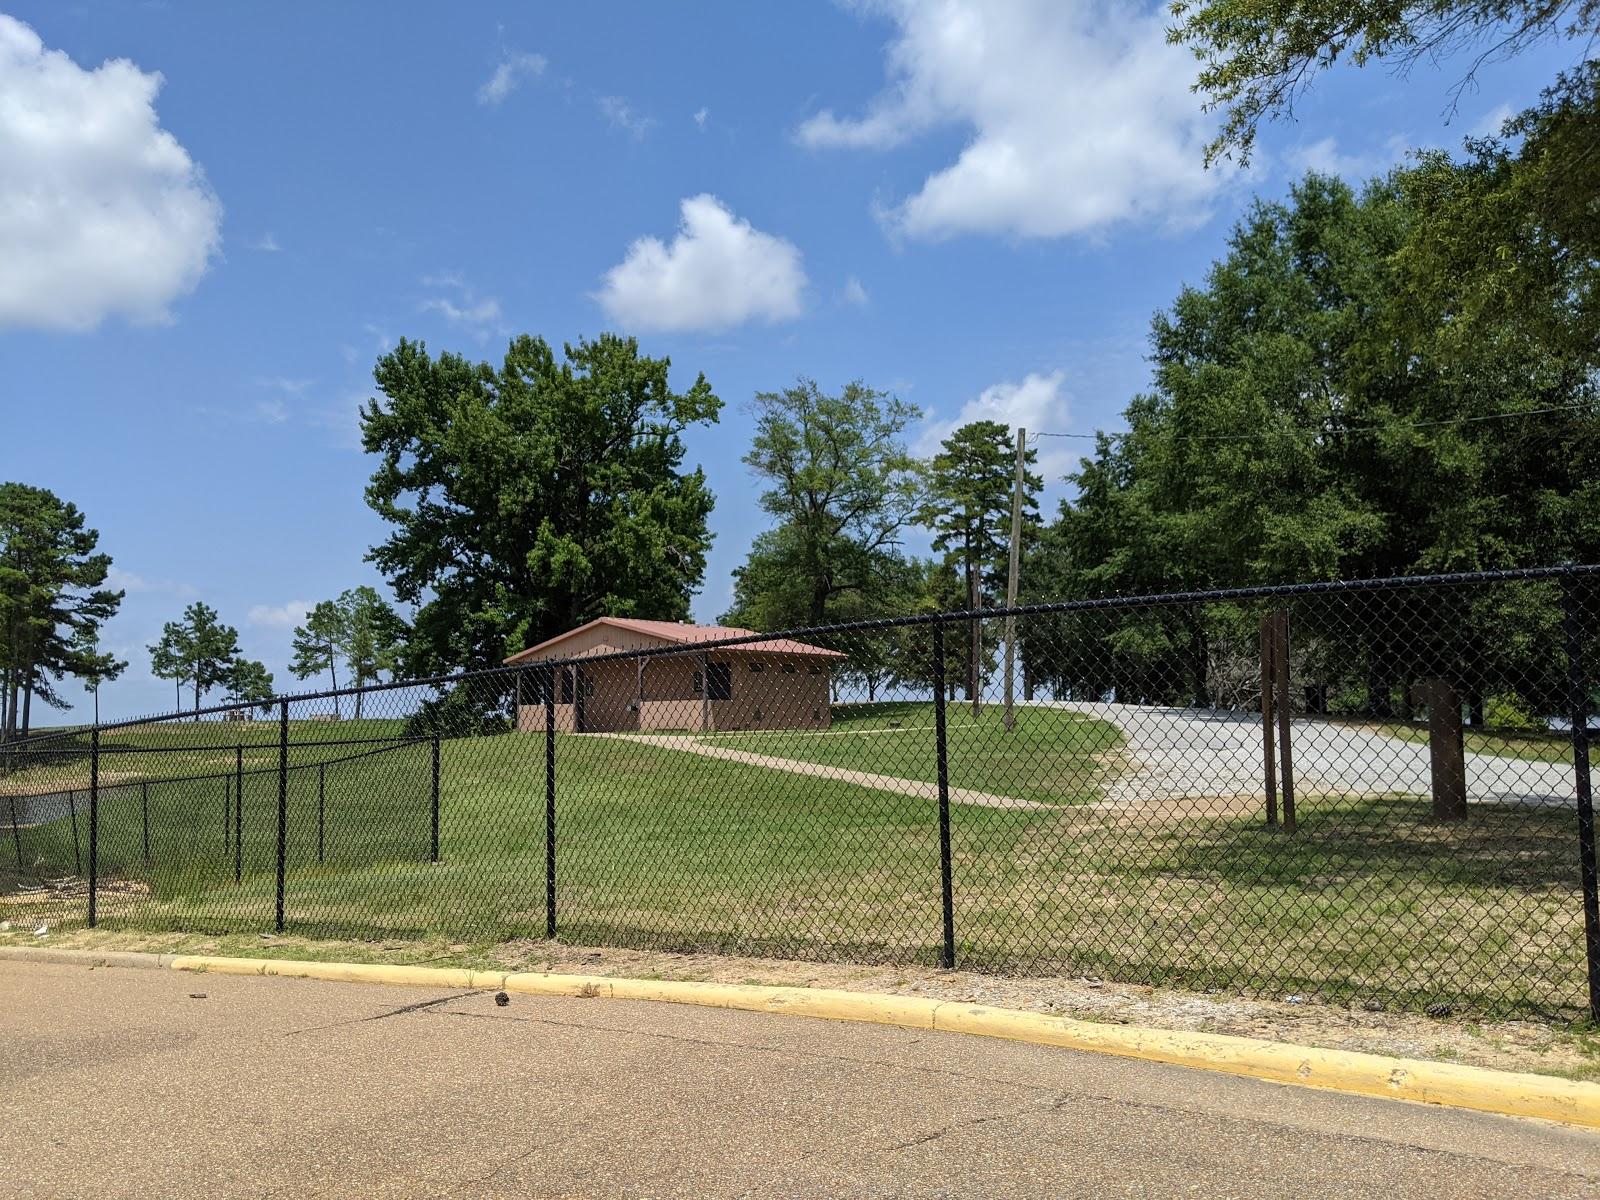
[21,675,32,738]
[194,676,201,721]
[329,649,341,721]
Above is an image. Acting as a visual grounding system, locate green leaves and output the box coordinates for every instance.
[362,333,722,674]
[148,602,244,717]
[0,482,123,735]
[727,379,923,629]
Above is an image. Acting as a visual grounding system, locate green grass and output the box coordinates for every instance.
[1,710,1588,1019]
[1339,718,1576,764]
[670,701,1119,806]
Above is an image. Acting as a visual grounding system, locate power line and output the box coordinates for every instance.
[1030,402,1595,444]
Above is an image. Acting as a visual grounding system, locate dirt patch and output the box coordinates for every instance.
[9,926,1596,1082]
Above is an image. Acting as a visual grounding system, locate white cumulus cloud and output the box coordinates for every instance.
[596,195,808,333]
[918,370,1075,476]
[0,14,222,330]
[249,601,312,630]
[796,0,1221,241]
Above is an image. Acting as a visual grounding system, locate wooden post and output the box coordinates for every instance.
[969,564,982,718]
[1260,612,1279,826]
[1003,427,1026,733]
[1421,677,1468,820]
[699,652,710,732]
[1275,609,1296,831]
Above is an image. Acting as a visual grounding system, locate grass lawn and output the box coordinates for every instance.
[673,701,1119,806]
[1338,718,1577,764]
[1,709,1588,1018]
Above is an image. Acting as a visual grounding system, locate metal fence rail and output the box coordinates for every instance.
[2,566,1596,1020]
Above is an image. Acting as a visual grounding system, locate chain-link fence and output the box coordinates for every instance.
[4,566,1596,1020]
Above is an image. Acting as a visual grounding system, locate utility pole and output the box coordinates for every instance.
[1003,428,1026,732]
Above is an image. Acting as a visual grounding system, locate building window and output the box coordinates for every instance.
[748,661,764,673]
[706,661,732,701]
[781,662,797,674]
[807,664,822,675]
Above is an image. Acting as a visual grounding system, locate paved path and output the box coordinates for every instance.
[605,732,1044,810]
[1051,702,1578,807]
[2,960,1596,1199]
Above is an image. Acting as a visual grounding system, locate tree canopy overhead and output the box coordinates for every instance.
[1169,0,1599,165]
[362,333,721,675]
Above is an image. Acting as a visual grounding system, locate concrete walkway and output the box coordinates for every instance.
[4,960,1597,1199]
[1051,702,1578,807]
[604,733,1044,810]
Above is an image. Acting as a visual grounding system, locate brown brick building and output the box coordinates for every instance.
[504,618,844,734]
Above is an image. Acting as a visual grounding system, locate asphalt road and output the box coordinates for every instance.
[2,961,1597,1199]
[1053,701,1577,807]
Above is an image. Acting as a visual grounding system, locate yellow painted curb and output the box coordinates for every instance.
[166,955,1600,1130]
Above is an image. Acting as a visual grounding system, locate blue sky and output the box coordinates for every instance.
[0,2,1576,722]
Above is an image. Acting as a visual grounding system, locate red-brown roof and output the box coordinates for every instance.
[503,617,846,664]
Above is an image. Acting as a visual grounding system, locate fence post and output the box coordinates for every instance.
[234,746,243,884]
[430,734,441,863]
[88,728,98,927]
[1260,612,1279,826]
[8,793,21,873]
[1275,608,1296,831]
[1562,573,1600,1022]
[545,664,557,939]
[141,781,150,864]
[68,789,80,875]
[932,622,955,970]
[276,698,288,933]
[317,762,326,864]
[223,774,231,855]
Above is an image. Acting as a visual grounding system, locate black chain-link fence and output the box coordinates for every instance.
[4,566,1597,1020]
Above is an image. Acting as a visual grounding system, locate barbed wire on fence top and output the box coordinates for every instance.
[2,567,1596,1022]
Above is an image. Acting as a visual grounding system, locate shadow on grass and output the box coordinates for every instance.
[1148,795,1580,891]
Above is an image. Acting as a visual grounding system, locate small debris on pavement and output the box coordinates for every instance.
[494,991,510,1007]
[188,993,207,1000]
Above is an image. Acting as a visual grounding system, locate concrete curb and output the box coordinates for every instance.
[6,947,1597,1129]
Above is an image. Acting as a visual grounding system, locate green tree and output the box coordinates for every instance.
[0,483,123,739]
[148,602,243,719]
[923,421,1041,710]
[339,586,405,718]
[727,380,922,628]
[289,588,406,719]
[1040,170,1599,713]
[1168,0,1597,166]
[362,334,721,675]
[223,658,275,715]
[290,600,347,716]
[70,627,126,726]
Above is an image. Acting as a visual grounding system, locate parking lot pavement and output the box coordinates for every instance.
[3,960,1597,1199]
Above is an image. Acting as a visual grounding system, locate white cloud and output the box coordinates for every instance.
[596,195,808,333]
[420,274,505,340]
[796,0,1221,241]
[107,567,196,599]
[597,95,656,139]
[1470,102,1515,139]
[917,369,1075,475]
[693,106,709,129]
[477,50,546,106]
[1287,133,1410,180]
[249,601,312,630]
[245,232,281,252]
[0,14,222,330]
[839,276,870,307]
